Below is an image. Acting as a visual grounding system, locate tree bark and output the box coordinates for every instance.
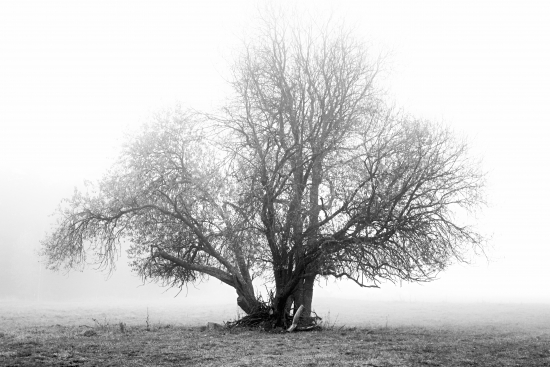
[301,274,315,319]
[292,278,304,314]
[273,293,290,327]
[236,287,259,314]
[287,305,305,332]
[284,294,294,316]
[290,274,316,320]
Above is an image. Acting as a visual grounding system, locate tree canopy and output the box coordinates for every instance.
[41,13,485,327]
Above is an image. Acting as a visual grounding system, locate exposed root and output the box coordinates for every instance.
[225,307,274,329]
[225,303,322,332]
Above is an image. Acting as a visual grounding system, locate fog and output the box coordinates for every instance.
[1,0,550,325]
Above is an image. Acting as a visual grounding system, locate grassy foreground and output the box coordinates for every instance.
[1,322,549,367]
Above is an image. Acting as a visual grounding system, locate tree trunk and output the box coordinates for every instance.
[301,274,315,319]
[284,294,294,316]
[272,276,301,327]
[290,274,316,320]
[293,277,304,314]
[236,287,259,314]
[273,293,290,327]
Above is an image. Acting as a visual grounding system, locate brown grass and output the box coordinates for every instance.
[1,322,549,366]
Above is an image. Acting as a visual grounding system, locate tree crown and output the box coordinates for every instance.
[41,15,485,311]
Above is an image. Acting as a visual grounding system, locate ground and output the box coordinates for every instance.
[1,323,550,366]
[1,300,550,366]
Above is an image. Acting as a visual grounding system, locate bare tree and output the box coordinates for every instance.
[41,110,261,314]
[41,14,484,328]
[219,14,484,323]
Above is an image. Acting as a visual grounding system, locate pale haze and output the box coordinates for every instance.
[1,0,549,323]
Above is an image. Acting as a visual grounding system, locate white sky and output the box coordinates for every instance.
[1,0,549,304]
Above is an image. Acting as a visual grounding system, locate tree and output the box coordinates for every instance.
[41,14,484,328]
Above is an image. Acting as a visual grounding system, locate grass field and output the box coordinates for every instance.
[1,300,549,366]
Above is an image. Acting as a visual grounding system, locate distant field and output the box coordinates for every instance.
[1,300,549,366]
[312,299,550,333]
[1,298,549,332]
[0,299,239,330]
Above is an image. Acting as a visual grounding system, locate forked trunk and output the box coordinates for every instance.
[271,273,317,328]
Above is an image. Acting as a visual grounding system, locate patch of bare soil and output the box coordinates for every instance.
[0,324,549,366]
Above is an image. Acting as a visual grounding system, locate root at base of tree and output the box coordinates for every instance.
[225,304,322,332]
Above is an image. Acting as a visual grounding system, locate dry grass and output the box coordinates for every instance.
[1,322,550,366]
[1,301,550,366]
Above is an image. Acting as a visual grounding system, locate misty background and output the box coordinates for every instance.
[1,0,549,323]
